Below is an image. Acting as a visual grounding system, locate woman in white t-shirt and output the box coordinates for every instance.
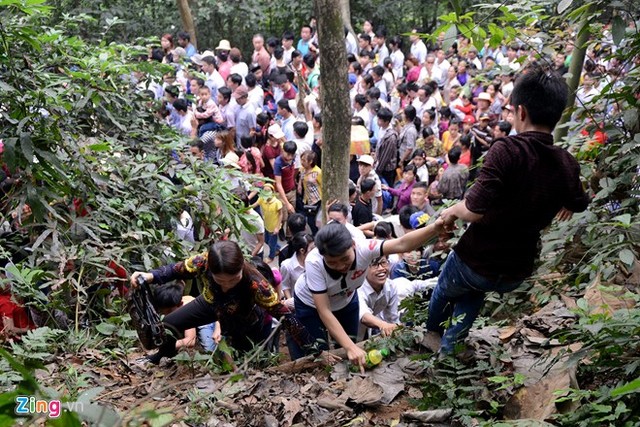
[290,219,443,371]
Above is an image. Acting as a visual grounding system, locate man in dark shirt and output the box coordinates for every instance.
[374,108,399,187]
[426,63,590,355]
[274,141,298,219]
[352,179,375,226]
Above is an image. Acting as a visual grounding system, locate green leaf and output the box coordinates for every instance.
[613,213,631,226]
[88,142,111,152]
[557,0,573,14]
[611,377,640,397]
[0,348,41,394]
[95,322,117,335]
[611,15,625,46]
[20,132,35,163]
[619,249,635,266]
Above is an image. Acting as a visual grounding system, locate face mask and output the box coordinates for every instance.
[218,52,229,61]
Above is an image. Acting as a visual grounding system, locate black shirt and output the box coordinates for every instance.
[455,132,590,280]
[351,197,373,227]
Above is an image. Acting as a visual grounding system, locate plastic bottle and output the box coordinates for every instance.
[365,348,390,368]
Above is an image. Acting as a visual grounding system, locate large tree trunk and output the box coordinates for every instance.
[338,0,352,34]
[176,0,197,50]
[315,0,352,211]
[554,8,592,142]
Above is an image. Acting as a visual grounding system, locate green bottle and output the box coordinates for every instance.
[365,348,390,368]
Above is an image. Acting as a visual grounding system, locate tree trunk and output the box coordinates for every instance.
[554,8,592,142]
[176,0,197,50]
[315,0,352,212]
[338,0,352,34]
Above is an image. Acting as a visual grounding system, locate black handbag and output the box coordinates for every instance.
[127,276,165,350]
[302,202,320,216]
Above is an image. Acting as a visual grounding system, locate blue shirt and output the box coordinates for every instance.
[390,259,439,281]
[185,43,197,58]
[235,103,256,146]
[297,39,310,57]
[280,115,295,141]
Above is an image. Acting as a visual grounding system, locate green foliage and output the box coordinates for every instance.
[548,291,640,426]
[413,356,521,422]
[1,1,248,330]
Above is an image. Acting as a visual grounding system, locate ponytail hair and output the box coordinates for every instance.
[290,232,314,255]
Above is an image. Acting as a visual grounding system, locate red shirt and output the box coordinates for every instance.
[459,150,471,167]
[262,143,281,179]
[282,84,297,100]
[0,293,35,332]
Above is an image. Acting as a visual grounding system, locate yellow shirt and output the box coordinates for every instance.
[441,131,458,153]
[258,197,283,232]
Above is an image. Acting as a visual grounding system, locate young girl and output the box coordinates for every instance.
[298,150,322,235]
[420,127,445,182]
[213,129,236,166]
[194,86,224,136]
[160,33,174,64]
[279,232,314,308]
[410,149,429,183]
[257,184,284,264]
[441,117,461,153]
[382,163,417,212]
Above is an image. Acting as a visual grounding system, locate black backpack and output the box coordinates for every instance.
[128,276,165,350]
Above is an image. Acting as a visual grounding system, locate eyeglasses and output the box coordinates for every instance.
[370,258,389,268]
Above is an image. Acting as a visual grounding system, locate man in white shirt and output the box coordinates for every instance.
[327,202,366,241]
[466,47,483,71]
[412,85,437,120]
[217,87,237,129]
[373,30,389,63]
[357,256,400,341]
[434,49,451,86]
[417,54,443,85]
[192,51,225,102]
[575,73,600,106]
[409,28,428,65]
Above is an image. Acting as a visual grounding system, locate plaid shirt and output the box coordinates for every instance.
[301,165,322,205]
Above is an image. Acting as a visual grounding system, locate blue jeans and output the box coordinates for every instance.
[265,230,279,259]
[287,293,360,360]
[197,322,218,352]
[426,251,523,353]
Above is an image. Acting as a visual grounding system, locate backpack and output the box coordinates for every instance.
[127,277,165,350]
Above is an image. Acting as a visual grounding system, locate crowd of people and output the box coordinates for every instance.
[7,14,623,368]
